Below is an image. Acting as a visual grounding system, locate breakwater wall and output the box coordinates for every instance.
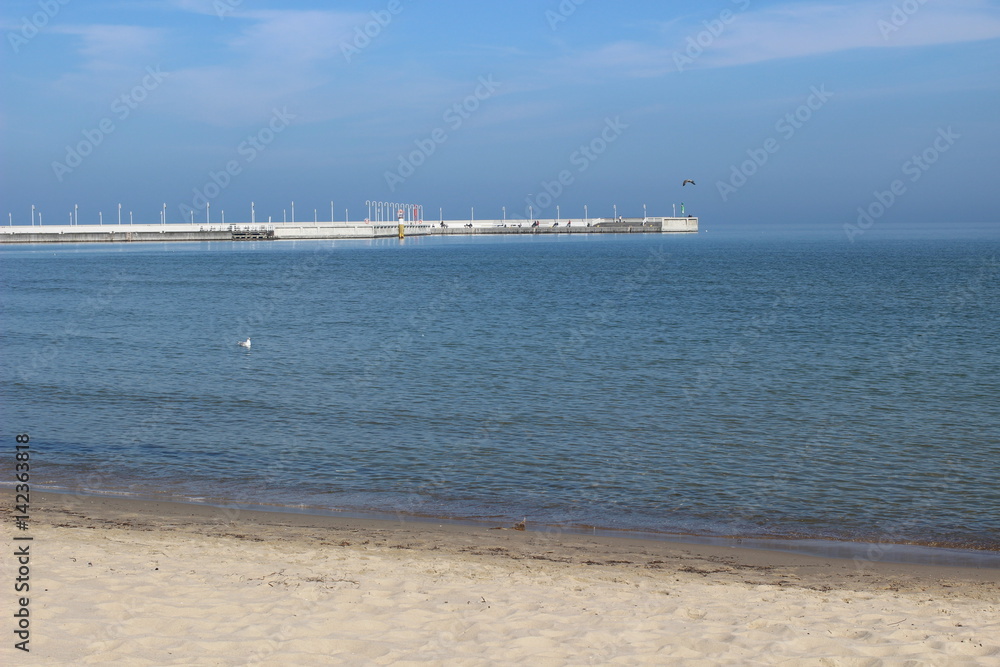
[0,217,697,244]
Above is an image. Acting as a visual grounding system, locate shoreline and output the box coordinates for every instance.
[24,491,1000,575]
[25,488,1000,569]
[6,491,1000,663]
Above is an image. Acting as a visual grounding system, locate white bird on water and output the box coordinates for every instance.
[237,338,251,348]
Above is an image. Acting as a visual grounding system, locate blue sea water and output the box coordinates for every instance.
[2,231,998,552]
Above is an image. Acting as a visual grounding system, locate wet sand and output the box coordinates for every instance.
[4,492,998,664]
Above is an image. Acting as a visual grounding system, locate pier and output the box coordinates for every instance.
[0,216,697,244]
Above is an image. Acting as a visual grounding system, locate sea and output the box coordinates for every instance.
[2,227,998,563]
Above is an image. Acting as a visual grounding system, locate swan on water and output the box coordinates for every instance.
[237,338,251,348]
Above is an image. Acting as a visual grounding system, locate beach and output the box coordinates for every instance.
[4,492,998,665]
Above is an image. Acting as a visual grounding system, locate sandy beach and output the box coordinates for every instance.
[4,493,998,665]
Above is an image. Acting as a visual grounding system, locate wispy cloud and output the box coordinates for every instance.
[53,24,165,72]
[701,0,1000,68]
[551,0,1000,80]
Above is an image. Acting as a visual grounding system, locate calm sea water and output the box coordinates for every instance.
[2,231,998,552]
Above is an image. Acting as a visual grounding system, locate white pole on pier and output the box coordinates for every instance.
[345,208,348,223]
[222,210,225,225]
[8,213,11,226]
[251,202,255,224]
[331,201,334,223]
[502,206,506,222]
[130,211,133,225]
[163,203,166,224]
[100,211,103,225]
[118,203,122,226]
[206,202,210,224]
[291,201,295,223]
[643,204,647,222]
[74,204,78,225]
[614,204,617,220]
[31,205,35,226]
[557,205,560,222]
[39,212,42,225]
[314,209,317,223]
[190,211,194,224]
[584,204,588,223]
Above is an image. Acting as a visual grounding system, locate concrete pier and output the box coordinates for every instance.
[0,217,697,244]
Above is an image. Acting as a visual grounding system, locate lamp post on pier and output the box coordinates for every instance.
[584,204,588,223]
[251,201,256,224]
[118,203,122,226]
[74,204,78,225]
[502,206,506,222]
[31,204,35,226]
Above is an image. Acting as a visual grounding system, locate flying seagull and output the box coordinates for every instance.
[682,179,696,186]
[237,338,251,348]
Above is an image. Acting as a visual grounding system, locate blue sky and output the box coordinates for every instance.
[1,0,998,231]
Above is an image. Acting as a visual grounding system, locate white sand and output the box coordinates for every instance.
[5,494,999,665]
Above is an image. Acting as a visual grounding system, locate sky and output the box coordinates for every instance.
[1,0,999,232]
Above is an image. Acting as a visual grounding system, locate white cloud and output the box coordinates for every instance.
[700,0,1000,68]
[53,24,165,72]
[147,9,370,126]
[557,0,1000,79]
